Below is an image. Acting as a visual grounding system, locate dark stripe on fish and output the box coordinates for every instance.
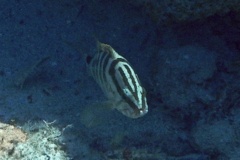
[118,66,138,101]
[123,64,139,101]
[109,58,140,114]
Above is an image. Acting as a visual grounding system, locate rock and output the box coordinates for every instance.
[192,120,237,158]
[0,122,27,156]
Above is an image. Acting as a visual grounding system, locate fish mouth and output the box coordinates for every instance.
[130,108,148,118]
[139,108,148,116]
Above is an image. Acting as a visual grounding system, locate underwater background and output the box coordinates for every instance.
[0,0,240,159]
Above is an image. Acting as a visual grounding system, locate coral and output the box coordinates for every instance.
[1,121,69,160]
[0,122,27,157]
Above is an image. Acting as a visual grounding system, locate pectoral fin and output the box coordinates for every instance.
[80,101,114,128]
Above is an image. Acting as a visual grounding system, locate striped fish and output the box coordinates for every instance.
[86,41,148,118]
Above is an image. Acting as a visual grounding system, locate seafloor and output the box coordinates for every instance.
[0,0,240,160]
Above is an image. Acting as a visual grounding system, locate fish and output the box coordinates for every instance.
[86,41,148,118]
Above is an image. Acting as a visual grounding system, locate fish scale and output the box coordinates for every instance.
[87,42,148,118]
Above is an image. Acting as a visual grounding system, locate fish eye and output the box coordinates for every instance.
[123,88,131,96]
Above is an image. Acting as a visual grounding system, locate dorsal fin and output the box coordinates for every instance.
[92,35,115,56]
[98,43,117,58]
[99,42,113,54]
